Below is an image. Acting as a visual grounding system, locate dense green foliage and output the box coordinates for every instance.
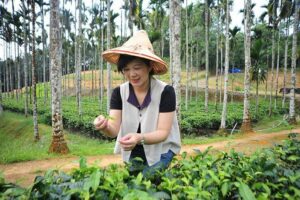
[1,134,299,199]
[2,96,290,137]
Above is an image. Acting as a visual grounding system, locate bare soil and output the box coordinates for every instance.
[1,128,299,188]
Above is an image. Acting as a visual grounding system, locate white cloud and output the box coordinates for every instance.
[231,0,266,29]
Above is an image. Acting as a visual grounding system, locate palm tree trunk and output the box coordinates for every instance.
[269,6,276,116]
[196,42,199,103]
[170,0,181,118]
[73,0,77,98]
[62,0,66,98]
[274,29,281,110]
[169,0,173,84]
[107,0,112,113]
[67,49,70,98]
[230,56,236,103]
[215,0,220,111]
[42,0,47,105]
[231,74,234,103]
[12,0,16,100]
[84,42,87,95]
[255,78,259,117]
[265,72,268,99]
[3,45,6,98]
[61,52,67,96]
[282,19,289,108]
[241,0,252,133]
[17,45,21,101]
[189,18,194,101]
[220,35,223,104]
[185,0,189,110]
[5,44,10,98]
[99,0,104,111]
[219,0,229,134]
[99,49,103,110]
[8,45,12,98]
[29,51,32,104]
[12,0,20,101]
[75,0,82,116]
[48,0,69,154]
[124,0,129,38]
[92,47,95,98]
[31,0,40,141]
[121,9,123,41]
[0,63,3,114]
[288,0,299,124]
[190,44,193,102]
[161,20,164,58]
[268,31,275,116]
[129,0,134,36]
[10,46,14,99]
[21,0,29,117]
[204,0,209,112]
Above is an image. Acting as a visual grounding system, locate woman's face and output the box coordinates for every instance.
[122,58,152,88]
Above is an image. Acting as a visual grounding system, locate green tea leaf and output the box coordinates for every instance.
[287,155,298,161]
[123,190,155,200]
[239,182,256,200]
[221,182,229,197]
[79,156,87,169]
[153,191,171,199]
[103,114,115,121]
[90,169,101,192]
[0,172,5,184]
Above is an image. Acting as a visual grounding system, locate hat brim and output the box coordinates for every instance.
[102,49,168,75]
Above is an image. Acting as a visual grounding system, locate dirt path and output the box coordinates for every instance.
[1,128,299,188]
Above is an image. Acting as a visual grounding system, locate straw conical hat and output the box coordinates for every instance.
[102,30,167,75]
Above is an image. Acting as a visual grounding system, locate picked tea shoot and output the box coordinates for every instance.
[104,114,115,121]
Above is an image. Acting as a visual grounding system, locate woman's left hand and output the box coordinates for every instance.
[119,133,141,151]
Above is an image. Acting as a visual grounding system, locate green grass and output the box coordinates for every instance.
[182,134,236,145]
[253,115,298,133]
[0,111,114,164]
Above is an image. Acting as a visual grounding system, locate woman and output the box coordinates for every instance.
[93,30,181,176]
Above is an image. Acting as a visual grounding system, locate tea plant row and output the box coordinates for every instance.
[2,97,288,137]
[1,134,299,199]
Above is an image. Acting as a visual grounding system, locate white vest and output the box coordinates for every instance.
[114,78,181,166]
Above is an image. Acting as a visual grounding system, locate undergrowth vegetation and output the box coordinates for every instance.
[1,134,299,199]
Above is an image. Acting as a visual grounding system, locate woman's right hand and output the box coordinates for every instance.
[93,115,108,131]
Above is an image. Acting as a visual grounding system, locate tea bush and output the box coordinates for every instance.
[1,134,299,199]
[2,96,289,137]
[180,100,287,134]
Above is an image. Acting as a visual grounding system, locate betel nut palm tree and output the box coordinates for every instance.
[48,0,69,154]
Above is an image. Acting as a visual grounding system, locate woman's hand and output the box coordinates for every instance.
[119,133,142,151]
[93,115,108,131]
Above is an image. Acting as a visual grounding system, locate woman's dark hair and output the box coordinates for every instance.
[117,55,154,75]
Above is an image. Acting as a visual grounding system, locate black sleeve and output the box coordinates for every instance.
[110,86,122,110]
[159,85,176,112]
